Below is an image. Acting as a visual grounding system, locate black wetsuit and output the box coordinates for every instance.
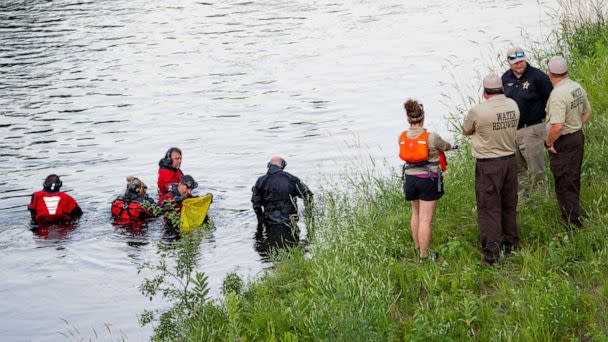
[251,165,313,242]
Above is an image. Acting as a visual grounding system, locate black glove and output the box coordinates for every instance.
[161,201,172,212]
[174,195,187,204]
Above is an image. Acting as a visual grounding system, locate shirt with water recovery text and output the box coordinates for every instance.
[502,64,553,128]
[402,128,449,176]
[546,78,591,135]
[462,94,520,159]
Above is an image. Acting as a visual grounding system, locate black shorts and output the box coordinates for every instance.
[404,175,444,201]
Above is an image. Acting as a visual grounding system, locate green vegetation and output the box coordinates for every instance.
[139,228,212,341]
[145,3,608,340]
[141,198,182,228]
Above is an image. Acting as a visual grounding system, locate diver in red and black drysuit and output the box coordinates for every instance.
[158,175,198,211]
[111,176,158,222]
[157,147,184,197]
[28,174,83,224]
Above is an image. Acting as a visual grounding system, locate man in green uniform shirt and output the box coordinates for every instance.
[545,56,592,228]
[462,73,520,265]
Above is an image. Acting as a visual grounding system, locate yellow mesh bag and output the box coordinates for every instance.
[180,194,213,233]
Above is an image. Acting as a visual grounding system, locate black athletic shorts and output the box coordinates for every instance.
[404,175,444,201]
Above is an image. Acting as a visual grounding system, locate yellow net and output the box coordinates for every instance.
[180,194,213,233]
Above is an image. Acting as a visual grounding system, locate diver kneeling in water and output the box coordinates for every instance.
[158,175,214,233]
[111,176,158,222]
[158,175,198,211]
[28,174,83,224]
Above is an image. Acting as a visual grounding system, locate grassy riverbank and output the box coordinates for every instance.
[155,4,608,341]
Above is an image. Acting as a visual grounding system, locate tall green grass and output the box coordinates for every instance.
[149,3,608,341]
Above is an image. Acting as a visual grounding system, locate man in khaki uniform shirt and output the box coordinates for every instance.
[545,56,592,227]
[462,73,520,265]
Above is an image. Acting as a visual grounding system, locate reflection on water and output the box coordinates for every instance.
[31,221,78,241]
[253,224,301,262]
[112,220,151,245]
[0,0,554,340]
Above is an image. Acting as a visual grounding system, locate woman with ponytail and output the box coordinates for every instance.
[399,99,451,261]
[111,176,158,223]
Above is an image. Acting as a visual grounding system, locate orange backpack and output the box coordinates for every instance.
[399,131,430,163]
[399,130,448,172]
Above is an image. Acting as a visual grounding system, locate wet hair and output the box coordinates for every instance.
[404,99,424,124]
[43,174,62,192]
[126,176,146,195]
[484,87,504,95]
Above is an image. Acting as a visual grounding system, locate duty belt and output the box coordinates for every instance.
[476,154,515,163]
[517,120,543,129]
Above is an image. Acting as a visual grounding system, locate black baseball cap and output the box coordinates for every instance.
[179,175,198,189]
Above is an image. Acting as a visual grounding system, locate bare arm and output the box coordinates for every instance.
[582,111,591,124]
[462,108,476,136]
[461,127,474,136]
[546,123,564,153]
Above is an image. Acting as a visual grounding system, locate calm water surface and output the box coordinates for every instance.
[1,0,555,340]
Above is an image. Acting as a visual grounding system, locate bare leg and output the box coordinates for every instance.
[418,200,438,258]
[410,200,420,253]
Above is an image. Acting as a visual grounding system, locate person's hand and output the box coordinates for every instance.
[174,195,187,203]
[545,141,557,154]
[161,201,172,212]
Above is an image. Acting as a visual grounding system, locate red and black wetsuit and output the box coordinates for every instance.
[111,191,157,223]
[157,159,183,197]
[157,184,193,212]
[28,191,83,224]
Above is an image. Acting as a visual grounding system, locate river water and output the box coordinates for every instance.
[0,0,555,340]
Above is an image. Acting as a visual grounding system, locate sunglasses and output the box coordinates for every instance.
[507,51,525,60]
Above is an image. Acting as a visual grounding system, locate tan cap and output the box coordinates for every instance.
[507,46,527,64]
[483,73,503,89]
[547,56,568,74]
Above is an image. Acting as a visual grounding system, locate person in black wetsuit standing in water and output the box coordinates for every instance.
[252,156,313,252]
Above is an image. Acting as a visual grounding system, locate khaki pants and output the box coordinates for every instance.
[515,123,547,199]
[475,155,519,264]
[549,130,584,227]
